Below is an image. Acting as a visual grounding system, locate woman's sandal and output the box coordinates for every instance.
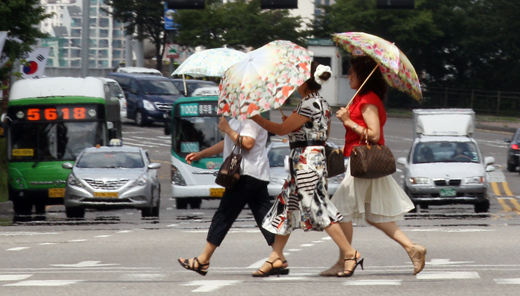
[178,257,210,276]
[252,258,288,277]
[337,251,364,277]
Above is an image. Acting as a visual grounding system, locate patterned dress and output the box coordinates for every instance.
[262,93,343,235]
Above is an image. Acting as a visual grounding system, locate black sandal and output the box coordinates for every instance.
[252,258,288,277]
[178,257,210,276]
[337,251,364,277]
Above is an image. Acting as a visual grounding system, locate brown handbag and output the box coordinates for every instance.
[215,144,242,188]
[350,129,396,179]
[325,144,346,178]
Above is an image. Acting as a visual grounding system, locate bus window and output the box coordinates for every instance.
[173,116,222,158]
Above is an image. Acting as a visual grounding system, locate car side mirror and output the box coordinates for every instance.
[62,162,73,169]
[148,163,161,170]
[484,156,495,166]
[397,157,407,166]
[504,138,511,143]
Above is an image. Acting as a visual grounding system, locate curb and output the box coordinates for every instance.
[0,201,14,221]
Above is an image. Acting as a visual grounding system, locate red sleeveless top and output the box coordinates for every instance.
[343,91,386,157]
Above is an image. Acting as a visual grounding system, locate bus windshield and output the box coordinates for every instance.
[9,121,105,161]
[173,116,223,158]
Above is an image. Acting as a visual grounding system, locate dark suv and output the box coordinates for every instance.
[108,73,184,126]
[504,128,520,172]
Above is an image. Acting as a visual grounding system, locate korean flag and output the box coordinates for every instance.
[20,47,50,79]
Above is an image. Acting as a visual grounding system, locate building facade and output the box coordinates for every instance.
[39,0,126,69]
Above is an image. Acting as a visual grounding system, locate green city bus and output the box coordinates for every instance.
[1,77,121,216]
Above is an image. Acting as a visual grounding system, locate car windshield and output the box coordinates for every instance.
[76,151,144,168]
[269,146,290,167]
[9,121,105,161]
[139,80,180,95]
[413,142,480,164]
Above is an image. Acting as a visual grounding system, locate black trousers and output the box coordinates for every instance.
[207,175,275,247]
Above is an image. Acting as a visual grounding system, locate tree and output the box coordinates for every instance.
[0,0,52,83]
[312,0,520,93]
[103,0,167,72]
[174,0,308,49]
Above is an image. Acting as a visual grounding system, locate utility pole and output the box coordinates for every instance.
[81,0,90,77]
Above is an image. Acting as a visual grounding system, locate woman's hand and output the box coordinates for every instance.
[282,114,288,121]
[185,152,201,165]
[336,107,351,123]
[218,117,231,133]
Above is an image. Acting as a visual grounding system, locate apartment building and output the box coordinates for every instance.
[39,0,126,69]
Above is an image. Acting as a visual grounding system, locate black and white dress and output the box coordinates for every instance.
[262,93,343,235]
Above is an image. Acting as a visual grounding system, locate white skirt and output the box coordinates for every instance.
[332,158,415,224]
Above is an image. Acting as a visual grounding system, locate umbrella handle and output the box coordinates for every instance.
[279,108,285,117]
[346,62,381,107]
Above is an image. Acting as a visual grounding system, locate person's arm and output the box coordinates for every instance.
[218,117,256,150]
[251,113,309,136]
[185,141,224,165]
[337,104,381,143]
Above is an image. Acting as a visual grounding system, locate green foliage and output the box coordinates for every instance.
[174,0,308,49]
[313,0,520,93]
[0,0,52,81]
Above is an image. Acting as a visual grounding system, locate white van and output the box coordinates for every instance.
[116,67,163,76]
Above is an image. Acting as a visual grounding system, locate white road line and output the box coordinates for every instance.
[51,261,119,268]
[416,271,480,280]
[0,232,57,236]
[495,278,520,284]
[344,280,402,286]
[407,228,494,233]
[120,274,167,281]
[4,280,83,287]
[68,239,87,242]
[0,275,32,281]
[6,247,30,251]
[94,235,111,238]
[248,258,267,269]
[287,249,301,252]
[117,230,132,233]
[182,280,241,292]
[38,243,57,245]
[300,244,314,247]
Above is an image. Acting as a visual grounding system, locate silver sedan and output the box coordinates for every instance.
[62,146,161,218]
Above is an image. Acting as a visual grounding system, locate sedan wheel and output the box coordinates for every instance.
[474,200,490,213]
[507,161,516,172]
[135,110,147,126]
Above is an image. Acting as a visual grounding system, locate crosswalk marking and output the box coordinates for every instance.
[495,278,520,284]
[4,280,83,287]
[498,198,513,212]
[0,275,32,281]
[6,247,30,251]
[416,271,480,280]
[182,280,241,292]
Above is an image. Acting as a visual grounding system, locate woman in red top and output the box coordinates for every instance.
[320,56,427,276]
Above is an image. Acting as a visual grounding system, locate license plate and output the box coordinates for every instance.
[48,188,65,198]
[93,192,119,198]
[440,188,456,197]
[209,188,225,198]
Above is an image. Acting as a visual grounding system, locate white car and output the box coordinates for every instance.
[267,141,345,198]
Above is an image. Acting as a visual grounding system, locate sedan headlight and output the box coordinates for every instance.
[130,175,148,187]
[409,177,430,184]
[143,100,155,111]
[67,174,84,188]
[465,176,484,184]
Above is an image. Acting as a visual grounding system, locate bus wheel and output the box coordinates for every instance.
[34,204,46,221]
[189,198,202,209]
[66,207,85,219]
[12,200,32,221]
[176,198,188,210]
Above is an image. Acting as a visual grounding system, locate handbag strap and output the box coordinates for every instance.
[358,128,371,148]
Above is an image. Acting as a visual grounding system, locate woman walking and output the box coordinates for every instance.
[178,117,287,275]
[321,55,426,276]
[250,61,362,277]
